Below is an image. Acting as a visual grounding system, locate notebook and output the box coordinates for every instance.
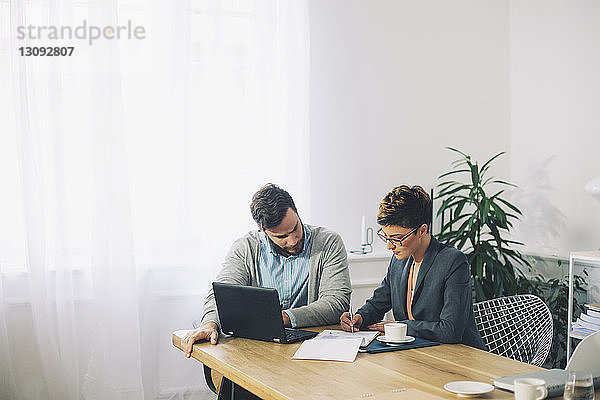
[361,336,439,353]
[493,330,600,397]
[212,282,318,344]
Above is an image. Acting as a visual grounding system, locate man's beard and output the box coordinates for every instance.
[284,238,304,255]
[272,236,304,257]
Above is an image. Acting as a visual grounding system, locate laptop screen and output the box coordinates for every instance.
[212,282,317,343]
[213,282,288,342]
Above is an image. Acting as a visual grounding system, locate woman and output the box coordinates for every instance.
[340,185,485,349]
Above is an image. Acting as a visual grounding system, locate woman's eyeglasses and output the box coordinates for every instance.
[376,227,418,247]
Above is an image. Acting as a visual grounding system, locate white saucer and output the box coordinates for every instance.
[443,381,494,397]
[376,335,415,344]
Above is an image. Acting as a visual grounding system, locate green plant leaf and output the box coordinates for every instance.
[454,201,466,218]
[470,164,480,187]
[486,223,503,246]
[438,169,470,179]
[481,199,491,225]
[489,190,505,200]
[495,197,523,215]
[436,180,462,190]
[503,239,526,246]
[482,176,496,187]
[492,179,518,188]
[475,254,483,277]
[480,151,505,174]
[445,147,469,158]
[437,184,470,198]
[439,213,471,232]
[490,204,508,228]
[473,279,486,302]
[451,159,469,168]
[437,196,464,217]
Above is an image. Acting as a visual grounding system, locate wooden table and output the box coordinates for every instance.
[172,327,595,399]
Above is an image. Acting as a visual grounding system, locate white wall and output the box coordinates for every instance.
[309,0,600,261]
[509,0,600,257]
[308,0,511,253]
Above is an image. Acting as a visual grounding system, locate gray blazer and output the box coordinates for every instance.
[197,225,351,329]
[357,237,486,350]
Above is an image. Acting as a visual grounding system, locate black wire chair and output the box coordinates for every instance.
[473,294,553,367]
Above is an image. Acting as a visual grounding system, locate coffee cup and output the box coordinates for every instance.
[384,322,407,342]
[514,378,547,400]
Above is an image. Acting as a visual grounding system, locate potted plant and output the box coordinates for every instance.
[436,147,588,368]
[436,147,530,301]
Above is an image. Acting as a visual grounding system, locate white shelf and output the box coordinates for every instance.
[567,251,600,361]
[347,252,390,262]
[570,251,600,264]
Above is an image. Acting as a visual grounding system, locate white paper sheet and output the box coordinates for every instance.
[316,329,379,347]
[292,337,363,362]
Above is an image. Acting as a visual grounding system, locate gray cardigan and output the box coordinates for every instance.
[198,225,351,329]
[357,237,486,350]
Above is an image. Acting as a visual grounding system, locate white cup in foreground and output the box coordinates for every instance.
[384,322,407,342]
[514,378,547,400]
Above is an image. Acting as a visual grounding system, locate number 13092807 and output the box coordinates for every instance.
[19,46,74,56]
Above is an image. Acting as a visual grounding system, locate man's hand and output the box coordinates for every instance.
[340,311,363,332]
[366,320,399,332]
[281,311,291,327]
[181,322,219,358]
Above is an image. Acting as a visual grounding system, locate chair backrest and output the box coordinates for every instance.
[473,294,553,367]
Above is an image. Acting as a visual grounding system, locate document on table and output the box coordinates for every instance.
[316,329,379,347]
[292,337,363,362]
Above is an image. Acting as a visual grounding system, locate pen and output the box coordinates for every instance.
[349,304,354,333]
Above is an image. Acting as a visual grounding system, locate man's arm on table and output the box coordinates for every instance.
[182,237,252,356]
[182,321,218,357]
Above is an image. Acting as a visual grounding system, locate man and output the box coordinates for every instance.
[182,183,351,357]
[340,185,485,349]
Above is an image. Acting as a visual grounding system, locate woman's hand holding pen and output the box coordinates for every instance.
[340,311,363,332]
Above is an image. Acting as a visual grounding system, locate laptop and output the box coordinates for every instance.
[493,330,600,397]
[212,282,318,344]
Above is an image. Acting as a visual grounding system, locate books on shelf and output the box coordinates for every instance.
[580,313,600,326]
[573,320,600,332]
[588,309,600,319]
[572,303,600,337]
[586,302,600,314]
[571,325,597,336]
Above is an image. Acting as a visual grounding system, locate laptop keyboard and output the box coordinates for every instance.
[284,328,315,341]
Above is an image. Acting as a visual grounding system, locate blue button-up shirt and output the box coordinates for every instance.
[257,224,312,327]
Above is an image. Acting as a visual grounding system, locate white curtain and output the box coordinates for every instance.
[0,1,310,399]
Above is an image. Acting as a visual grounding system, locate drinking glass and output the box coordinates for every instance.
[564,370,595,400]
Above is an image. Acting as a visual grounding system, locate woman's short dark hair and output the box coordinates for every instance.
[250,183,298,230]
[377,185,432,228]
